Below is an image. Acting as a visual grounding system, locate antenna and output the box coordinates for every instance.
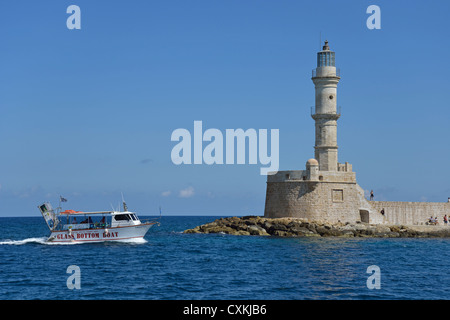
[121,192,128,212]
[157,206,162,225]
[319,31,322,50]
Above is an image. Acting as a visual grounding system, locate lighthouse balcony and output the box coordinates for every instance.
[266,169,356,183]
[311,106,341,120]
[312,67,340,78]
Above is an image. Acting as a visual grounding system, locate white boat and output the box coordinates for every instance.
[38,200,159,243]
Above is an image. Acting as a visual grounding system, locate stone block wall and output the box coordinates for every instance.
[264,170,449,226]
[264,170,384,224]
[368,201,450,225]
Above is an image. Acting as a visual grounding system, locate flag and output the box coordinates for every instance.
[60,196,68,202]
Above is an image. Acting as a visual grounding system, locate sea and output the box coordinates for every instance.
[0,216,449,300]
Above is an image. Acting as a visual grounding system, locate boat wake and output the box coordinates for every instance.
[0,237,84,245]
[0,237,51,246]
[0,237,148,245]
[111,238,148,244]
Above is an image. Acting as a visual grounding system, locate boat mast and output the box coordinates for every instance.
[53,195,67,230]
[121,192,128,212]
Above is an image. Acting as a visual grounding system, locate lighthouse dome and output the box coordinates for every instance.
[306,158,319,166]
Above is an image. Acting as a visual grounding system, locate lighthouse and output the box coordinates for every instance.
[263,40,450,225]
[311,40,340,171]
[264,40,377,223]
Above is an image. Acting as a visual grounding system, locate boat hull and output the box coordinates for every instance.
[47,223,155,243]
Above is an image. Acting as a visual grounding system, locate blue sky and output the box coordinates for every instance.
[0,0,449,216]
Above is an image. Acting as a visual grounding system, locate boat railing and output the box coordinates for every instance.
[58,222,111,231]
[141,217,161,226]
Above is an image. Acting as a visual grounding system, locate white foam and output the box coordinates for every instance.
[0,236,148,245]
[0,237,49,245]
[113,237,148,244]
[0,237,83,245]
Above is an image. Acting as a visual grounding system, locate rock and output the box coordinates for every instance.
[353,223,368,231]
[184,226,201,234]
[205,226,235,234]
[361,227,376,236]
[290,226,312,235]
[370,225,393,237]
[200,221,217,230]
[315,226,328,236]
[272,230,288,237]
[385,232,400,238]
[244,220,258,226]
[267,223,288,235]
[247,225,269,236]
[183,217,450,238]
[327,229,344,237]
[233,230,251,236]
[303,232,321,237]
[375,225,391,234]
[231,222,248,231]
[339,230,355,237]
[242,215,259,221]
[338,224,356,233]
[304,223,317,233]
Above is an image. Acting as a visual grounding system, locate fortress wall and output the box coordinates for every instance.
[369,201,450,225]
[264,181,313,219]
[264,172,450,226]
[265,171,382,223]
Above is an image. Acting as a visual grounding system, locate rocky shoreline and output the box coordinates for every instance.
[184,216,450,238]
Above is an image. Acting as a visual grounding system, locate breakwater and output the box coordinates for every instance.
[184,216,450,238]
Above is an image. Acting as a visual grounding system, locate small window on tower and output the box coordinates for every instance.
[332,189,344,202]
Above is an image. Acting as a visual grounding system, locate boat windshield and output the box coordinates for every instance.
[114,213,139,221]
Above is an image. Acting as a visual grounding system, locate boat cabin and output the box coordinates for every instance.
[56,210,143,231]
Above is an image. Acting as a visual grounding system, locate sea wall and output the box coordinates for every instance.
[184,216,450,238]
[369,201,450,225]
[264,170,450,225]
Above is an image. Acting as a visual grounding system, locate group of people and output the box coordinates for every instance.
[428,215,448,225]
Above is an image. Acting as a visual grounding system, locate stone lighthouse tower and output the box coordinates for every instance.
[264,40,382,224]
[264,40,450,225]
[311,40,340,171]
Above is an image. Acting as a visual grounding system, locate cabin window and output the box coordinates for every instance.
[130,214,138,221]
[114,214,131,221]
